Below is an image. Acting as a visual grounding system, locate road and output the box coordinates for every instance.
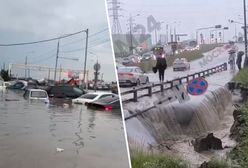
[120,43,244,97]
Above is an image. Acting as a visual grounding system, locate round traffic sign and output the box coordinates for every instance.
[187,77,208,96]
[94,63,101,71]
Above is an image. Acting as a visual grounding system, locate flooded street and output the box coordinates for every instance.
[0,90,129,168]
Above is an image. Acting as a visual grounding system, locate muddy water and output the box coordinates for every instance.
[0,91,129,168]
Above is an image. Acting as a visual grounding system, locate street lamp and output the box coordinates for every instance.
[128,13,140,55]
[196,25,222,44]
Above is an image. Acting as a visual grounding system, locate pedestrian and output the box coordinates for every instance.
[228,49,236,71]
[236,51,244,71]
[153,47,167,82]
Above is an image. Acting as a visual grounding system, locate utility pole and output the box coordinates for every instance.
[59,64,62,81]
[83,29,89,86]
[166,24,169,44]
[25,56,27,79]
[129,14,134,54]
[244,0,248,67]
[108,0,122,34]
[54,39,60,82]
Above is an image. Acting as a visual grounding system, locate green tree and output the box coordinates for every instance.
[0,69,11,81]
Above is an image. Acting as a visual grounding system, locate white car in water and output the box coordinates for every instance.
[72,92,116,105]
[173,58,190,71]
[23,89,49,103]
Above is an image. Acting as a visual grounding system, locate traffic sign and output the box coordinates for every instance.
[94,63,101,71]
[187,77,208,95]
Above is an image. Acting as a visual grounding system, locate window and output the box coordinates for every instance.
[80,94,97,99]
[31,91,47,98]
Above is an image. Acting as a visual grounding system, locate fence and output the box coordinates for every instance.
[121,63,227,103]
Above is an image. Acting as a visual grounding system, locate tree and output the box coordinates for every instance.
[0,69,11,81]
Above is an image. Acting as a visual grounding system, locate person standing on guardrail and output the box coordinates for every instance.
[153,46,167,82]
[228,49,236,71]
[236,51,244,71]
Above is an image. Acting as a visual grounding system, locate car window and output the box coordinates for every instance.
[80,94,97,99]
[95,96,119,104]
[118,68,134,73]
[31,91,47,98]
[99,94,112,99]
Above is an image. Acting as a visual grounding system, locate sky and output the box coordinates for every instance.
[0,0,117,82]
[108,0,245,43]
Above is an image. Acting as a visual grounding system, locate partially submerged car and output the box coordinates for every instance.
[72,92,116,105]
[23,89,49,103]
[87,95,120,111]
[173,58,190,71]
[46,85,87,98]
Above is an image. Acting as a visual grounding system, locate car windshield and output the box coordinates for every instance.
[31,91,47,98]
[118,68,134,73]
[80,94,98,99]
[174,59,185,63]
[95,95,118,104]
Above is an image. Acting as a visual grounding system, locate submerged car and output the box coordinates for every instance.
[173,58,190,71]
[23,89,49,103]
[46,85,87,98]
[72,92,116,105]
[87,95,120,111]
[118,66,149,86]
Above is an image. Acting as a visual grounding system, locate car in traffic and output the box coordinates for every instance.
[141,52,155,62]
[173,58,190,71]
[72,92,116,105]
[117,66,149,86]
[23,89,49,103]
[87,95,120,111]
[46,85,87,98]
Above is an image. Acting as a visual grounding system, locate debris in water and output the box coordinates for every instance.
[56,147,64,152]
[63,103,69,108]
[192,133,223,152]
[5,98,20,101]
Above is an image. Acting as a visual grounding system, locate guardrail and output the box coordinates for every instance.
[121,63,227,103]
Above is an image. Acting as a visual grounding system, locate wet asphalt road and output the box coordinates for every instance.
[0,90,129,168]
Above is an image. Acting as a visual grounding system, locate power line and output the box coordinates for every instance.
[0,29,87,46]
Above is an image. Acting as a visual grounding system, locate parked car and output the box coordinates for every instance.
[46,85,87,98]
[87,95,120,111]
[23,89,49,103]
[173,58,190,71]
[118,66,149,86]
[72,92,116,105]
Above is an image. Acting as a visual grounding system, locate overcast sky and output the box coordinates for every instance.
[0,0,117,82]
[109,0,244,43]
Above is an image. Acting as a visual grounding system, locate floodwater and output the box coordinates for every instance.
[0,90,129,168]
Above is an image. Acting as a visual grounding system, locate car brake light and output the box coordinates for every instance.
[104,105,113,111]
[126,73,134,77]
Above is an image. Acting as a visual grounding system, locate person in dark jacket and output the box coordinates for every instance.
[153,47,167,82]
[236,51,244,70]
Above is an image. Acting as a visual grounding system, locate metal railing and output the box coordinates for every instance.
[121,63,227,103]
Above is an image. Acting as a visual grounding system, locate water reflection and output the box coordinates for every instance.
[0,91,129,168]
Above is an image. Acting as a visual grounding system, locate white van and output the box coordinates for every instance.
[23,89,49,103]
